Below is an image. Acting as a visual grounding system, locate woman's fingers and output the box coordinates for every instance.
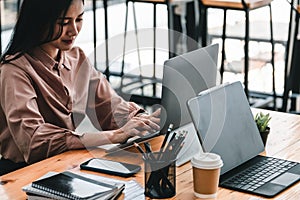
[119,109,162,143]
[138,118,160,131]
[136,110,161,127]
[151,108,161,118]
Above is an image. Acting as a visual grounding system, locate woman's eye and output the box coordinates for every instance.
[76,18,83,23]
[62,21,69,26]
[58,20,69,26]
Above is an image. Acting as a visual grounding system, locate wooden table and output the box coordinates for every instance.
[1,109,300,199]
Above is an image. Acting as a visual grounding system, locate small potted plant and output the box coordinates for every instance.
[254,112,271,146]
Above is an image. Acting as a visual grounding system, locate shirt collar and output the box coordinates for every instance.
[30,47,71,71]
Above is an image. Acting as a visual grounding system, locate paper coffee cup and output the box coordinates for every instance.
[191,153,223,198]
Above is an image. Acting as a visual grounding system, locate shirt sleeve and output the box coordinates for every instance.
[1,64,84,164]
[86,67,144,131]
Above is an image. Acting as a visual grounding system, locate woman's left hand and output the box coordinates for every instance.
[136,108,161,131]
[110,108,161,144]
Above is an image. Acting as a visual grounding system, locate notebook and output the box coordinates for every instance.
[106,44,219,160]
[23,171,143,200]
[26,171,123,200]
[187,81,300,197]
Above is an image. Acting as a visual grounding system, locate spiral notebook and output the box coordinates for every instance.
[25,171,123,200]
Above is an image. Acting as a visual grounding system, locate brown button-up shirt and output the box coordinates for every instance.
[0,47,142,164]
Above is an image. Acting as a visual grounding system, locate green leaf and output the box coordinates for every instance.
[254,112,271,132]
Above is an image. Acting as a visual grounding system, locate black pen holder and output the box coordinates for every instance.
[144,153,176,199]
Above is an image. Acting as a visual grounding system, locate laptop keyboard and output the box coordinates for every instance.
[222,157,298,191]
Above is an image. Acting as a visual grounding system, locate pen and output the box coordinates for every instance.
[160,124,173,152]
[134,142,154,160]
[144,142,152,153]
[168,130,177,143]
[134,142,146,155]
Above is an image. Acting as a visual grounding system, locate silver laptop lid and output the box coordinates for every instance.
[160,44,219,134]
[187,81,265,174]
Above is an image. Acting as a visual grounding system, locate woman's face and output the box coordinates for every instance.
[40,0,84,59]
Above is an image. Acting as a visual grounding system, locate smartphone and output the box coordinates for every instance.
[80,158,141,177]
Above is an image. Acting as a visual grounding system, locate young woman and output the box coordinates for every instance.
[0,0,160,175]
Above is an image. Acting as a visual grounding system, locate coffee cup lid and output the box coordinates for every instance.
[191,152,223,169]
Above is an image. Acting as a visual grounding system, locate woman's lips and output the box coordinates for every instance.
[63,39,73,45]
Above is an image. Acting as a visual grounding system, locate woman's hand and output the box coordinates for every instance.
[111,109,161,143]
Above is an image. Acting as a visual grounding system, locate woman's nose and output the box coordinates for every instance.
[67,22,79,37]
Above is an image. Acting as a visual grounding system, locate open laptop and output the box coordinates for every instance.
[160,43,219,166]
[106,44,219,158]
[187,81,300,198]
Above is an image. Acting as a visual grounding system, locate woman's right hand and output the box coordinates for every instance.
[110,109,161,144]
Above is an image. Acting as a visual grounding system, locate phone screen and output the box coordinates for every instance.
[81,158,141,177]
[87,159,133,173]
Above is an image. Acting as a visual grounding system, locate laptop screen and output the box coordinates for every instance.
[160,44,219,134]
[187,81,265,174]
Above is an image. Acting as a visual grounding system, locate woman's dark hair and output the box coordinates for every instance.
[1,0,84,63]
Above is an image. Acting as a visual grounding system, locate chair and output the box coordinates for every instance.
[281,0,300,112]
[91,0,111,80]
[119,0,199,107]
[118,0,175,106]
[198,0,276,108]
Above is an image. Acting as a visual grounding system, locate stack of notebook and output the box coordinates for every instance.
[22,171,125,200]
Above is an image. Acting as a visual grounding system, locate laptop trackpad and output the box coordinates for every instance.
[255,173,299,197]
[270,172,299,186]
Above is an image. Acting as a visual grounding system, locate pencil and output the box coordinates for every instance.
[174,142,185,158]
